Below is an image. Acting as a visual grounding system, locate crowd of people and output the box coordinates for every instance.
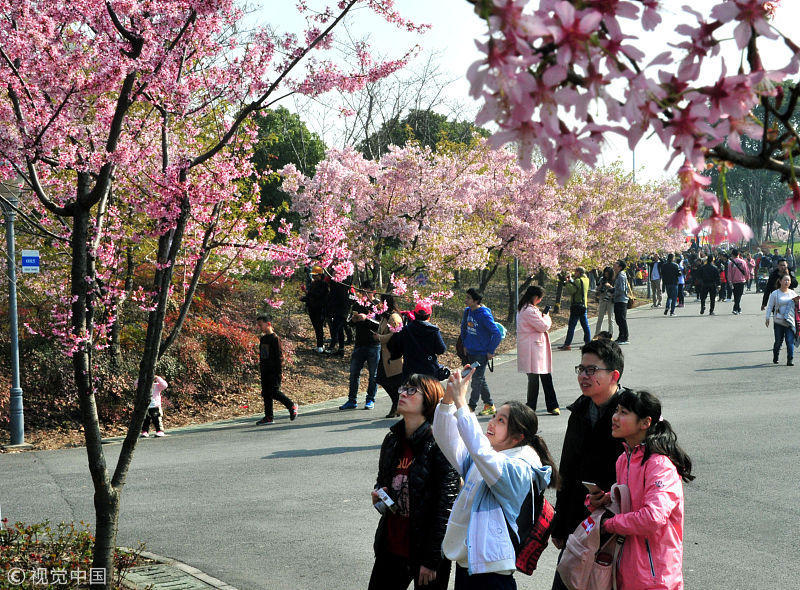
[244,244,793,589]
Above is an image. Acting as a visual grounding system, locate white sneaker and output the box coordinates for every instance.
[315,347,324,353]
[155,431,165,437]
[140,431,149,438]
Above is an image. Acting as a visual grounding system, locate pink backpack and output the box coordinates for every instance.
[556,484,631,590]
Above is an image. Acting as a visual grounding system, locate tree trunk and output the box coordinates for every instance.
[109,247,134,369]
[71,203,117,586]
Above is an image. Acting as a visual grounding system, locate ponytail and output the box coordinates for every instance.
[644,418,695,482]
[503,401,560,489]
[618,389,695,483]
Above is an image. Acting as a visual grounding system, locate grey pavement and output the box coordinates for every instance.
[2,289,799,589]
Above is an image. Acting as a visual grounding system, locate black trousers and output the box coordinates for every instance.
[141,407,163,432]
[455,565,516,590]
[260,373,294,419]
[699,285,716,313]
[377,361,404,411]
[368,552,451,590]
[308,307,326,348]
[526,373,559,412]
[732,282,745,312]
[613,302,629,341]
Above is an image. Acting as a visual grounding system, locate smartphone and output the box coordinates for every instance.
[461,362,480,378]
[582,481,603,494]
[543,305,551,315]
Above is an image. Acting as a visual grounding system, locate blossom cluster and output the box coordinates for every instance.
[468,0,798,240]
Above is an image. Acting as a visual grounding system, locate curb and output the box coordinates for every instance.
[119,548,239,590]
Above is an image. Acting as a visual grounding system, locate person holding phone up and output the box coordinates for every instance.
[516,286,560,415]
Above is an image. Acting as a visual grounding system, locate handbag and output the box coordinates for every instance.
[556,484,631,590]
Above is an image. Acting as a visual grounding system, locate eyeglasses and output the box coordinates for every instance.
[574,365,614,376]
[398,386,419,397]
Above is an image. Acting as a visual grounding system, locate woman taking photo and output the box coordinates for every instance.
[369,374,460,589]
[765,274,799,366]
[433,369,559,590]
[516,285,560,415]
[374,294,404,418]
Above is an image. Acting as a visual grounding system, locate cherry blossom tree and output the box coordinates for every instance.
[0,0,420,581]
[466,0,799,243]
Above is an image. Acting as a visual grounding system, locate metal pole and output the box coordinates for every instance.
[513,257,519,327]
[2,192,25,446]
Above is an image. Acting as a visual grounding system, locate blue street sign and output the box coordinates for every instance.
[21,250,39,274]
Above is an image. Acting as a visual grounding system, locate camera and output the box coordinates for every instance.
[374,488,397,515]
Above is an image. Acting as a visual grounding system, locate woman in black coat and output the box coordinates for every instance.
[369,374,460,590]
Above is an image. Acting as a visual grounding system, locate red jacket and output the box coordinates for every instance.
[604,444,685,590]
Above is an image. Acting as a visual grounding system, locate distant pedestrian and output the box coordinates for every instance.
[433,370,559,590]
[326,276,353,356]
[300,265,328,353]
[340,282,381,410]
[558,267,591,350]
[389,301,447,381]
[595,266,615,337]
[746,253,756,291]
[374,294,404,418]
[765,274,799,366]
[140,375,168,438]
[649,253,663,307]
[460,288,502,415]
[369,374,460,590]
[699,255,720,316]
[255,314,297,425]
[761,258,798,311]
[727,248,748,315]
[517,286,560,415]
[611,260,630,344]
[660,254,681,316]
[588,390,694,590]
[676,254,686,307]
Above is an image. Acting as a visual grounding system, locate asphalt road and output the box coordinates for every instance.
[2,289,799,589]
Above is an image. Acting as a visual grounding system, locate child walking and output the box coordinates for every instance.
[256,314,298,425]
[141,375,168,438]
[433,368,559,590]
[589,389,694,590]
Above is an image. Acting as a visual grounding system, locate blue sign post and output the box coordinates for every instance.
[21,250,39,274]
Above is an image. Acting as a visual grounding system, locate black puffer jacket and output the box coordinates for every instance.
[387,320,447,380]
[550,388,628,541]
[301,278,328,312]
[373,420,460,569]
[700,262,720,287]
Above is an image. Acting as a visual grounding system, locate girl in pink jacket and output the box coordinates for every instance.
[590,389,694,590]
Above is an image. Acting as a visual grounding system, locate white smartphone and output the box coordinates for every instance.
[582,481,603,494]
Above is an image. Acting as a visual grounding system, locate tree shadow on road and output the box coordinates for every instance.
[694,350,767,356]
[263,444,381,459]
[695,364,772,371]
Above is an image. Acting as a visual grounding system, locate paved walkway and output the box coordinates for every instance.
[2,289,799,589]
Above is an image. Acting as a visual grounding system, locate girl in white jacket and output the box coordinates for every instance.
[432,368,559,589]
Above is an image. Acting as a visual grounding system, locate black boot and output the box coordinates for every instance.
[788,358,794,367]
[773,350,780,364]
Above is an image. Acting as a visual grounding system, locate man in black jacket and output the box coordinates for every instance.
[761,258,798,310]
[340,282,381,410]
[660,253,681,316]
[551,339,626,590]
[699,255,721,315]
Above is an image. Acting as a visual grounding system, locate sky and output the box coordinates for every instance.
[263,0,800,183]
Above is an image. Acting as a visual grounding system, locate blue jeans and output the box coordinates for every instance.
[665,284,678,314]
[348,344,380,403]
[563,305,590,346]
[467,352,493,408]
[773,323,795,360]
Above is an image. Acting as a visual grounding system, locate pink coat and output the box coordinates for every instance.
[604,445,685,590]
[516,304,552,374]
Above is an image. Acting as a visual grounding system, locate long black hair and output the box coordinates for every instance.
[617,390,695,482]
[502,401,560,489]
[518,285,544,311]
